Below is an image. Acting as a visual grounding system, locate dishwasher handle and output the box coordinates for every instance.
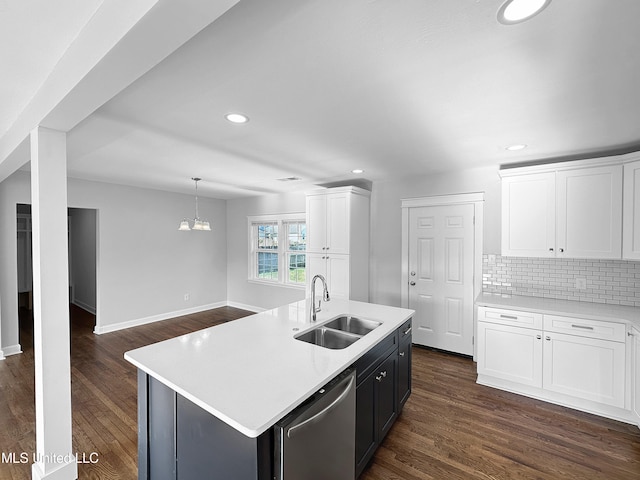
[286,375,355,439]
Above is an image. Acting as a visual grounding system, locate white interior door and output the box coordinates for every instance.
[408,204,475,355]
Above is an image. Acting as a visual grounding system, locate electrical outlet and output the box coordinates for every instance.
[575,278,587,290]
[184,293,190,301]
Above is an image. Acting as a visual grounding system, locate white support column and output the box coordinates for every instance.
[30,127,77,480]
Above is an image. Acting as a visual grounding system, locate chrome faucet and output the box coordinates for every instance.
[310,274,330,321]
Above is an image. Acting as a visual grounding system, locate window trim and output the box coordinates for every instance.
[247,213,306,289]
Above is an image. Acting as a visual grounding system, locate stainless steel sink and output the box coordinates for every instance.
[324,316,381,336]
[296,315,381,349]
[296,327,360,350]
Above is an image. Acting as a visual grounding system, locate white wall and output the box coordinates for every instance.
[226,191,307,310]
[368,165,501,308]
[0,171,227,350]
[69,208,97,314]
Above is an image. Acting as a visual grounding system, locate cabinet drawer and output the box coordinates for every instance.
[478,306,542,330]
[398,318,412,343]
[543,315,626,342]
[353,333,397,386]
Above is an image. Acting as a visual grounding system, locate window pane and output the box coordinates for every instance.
[257,224,278,249]
[257,252,278,280]
[288,253,306,284]
[287,222,306,251]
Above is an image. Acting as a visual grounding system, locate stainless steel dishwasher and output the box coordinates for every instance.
[274,368,356,480]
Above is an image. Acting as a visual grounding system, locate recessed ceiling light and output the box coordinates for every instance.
[505,144,527,151]
[497,0,551,25]
[225,113,249,124]
[351,169,364,174]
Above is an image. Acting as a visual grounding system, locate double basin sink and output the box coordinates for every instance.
[296,315,381,350]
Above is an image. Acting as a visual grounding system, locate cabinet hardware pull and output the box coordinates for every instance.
[403,326,412,335]
[375,375,383,382]
[571,324,594,330]
[549,247,554,252]
[409,281,416,286]
[536,335,542,340]
[629,331,634,337]
[380,371,387,377]
[399,352,405,357]
[499,314,518,320]
[546,336,551,341]
[559,248,564,252]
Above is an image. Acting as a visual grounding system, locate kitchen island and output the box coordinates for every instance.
[125,298,414,479]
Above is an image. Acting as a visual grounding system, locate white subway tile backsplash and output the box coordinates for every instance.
[482,255,640,307]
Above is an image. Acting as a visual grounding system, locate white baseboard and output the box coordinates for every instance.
[72,299,96,315]
[94,302,227,335]
[1,344,23,356]
[226,301,264,313]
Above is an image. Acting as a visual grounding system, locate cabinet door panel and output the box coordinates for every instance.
[501,172,556,257]
[543,332,625,407]
[556,165,622,259]
[477,322,543,387]
[326,254,350,300]
[326,193,350,254]
[623,160,640,260]
[633,329,640,423]
[398,339,412,409]
[306,253,328,298]
[355,375,376,477]
[376,354,398,441]
[306,195,327,253]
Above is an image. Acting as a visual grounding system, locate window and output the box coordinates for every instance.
[249,214,306,287]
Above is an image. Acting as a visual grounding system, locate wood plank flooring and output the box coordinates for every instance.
[1,305,639,479]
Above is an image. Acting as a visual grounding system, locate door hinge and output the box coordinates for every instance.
[472,336,474,346]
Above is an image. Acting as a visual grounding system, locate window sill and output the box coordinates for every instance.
[248,279,306,290]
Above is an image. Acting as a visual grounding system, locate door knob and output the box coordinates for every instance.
[409,281,416,286]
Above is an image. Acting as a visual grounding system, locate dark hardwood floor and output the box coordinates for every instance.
[1,305,639,479]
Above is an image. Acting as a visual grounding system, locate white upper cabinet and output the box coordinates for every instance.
[556,165,622,259]
[306,191,351,255]
[501,159,624,259]
[623,160,640,260]
[502,172,556,257]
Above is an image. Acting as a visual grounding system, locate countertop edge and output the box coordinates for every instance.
[476,292,640,328]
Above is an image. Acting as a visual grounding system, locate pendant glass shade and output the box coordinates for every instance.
[178,178,211,231]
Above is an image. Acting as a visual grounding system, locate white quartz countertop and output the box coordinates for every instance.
[124,299,414,438]
[476,292,640,328]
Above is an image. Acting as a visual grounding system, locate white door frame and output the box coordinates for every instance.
[401,192,484,358]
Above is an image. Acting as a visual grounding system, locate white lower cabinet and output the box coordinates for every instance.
[307,253,350,300]
[477,321,542,387]
[477,306,630,422]
[633,327,640,425]
[543,332,625,408]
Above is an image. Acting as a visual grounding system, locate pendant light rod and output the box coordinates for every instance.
[179,177,211,231]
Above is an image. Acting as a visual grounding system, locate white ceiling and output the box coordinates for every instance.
[6,0,640,199]
[0,0,104,136]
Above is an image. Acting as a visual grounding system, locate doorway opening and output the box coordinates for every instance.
[16,204,98,348]
[401,193,484,358]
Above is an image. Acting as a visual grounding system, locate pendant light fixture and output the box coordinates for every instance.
[179,177,211,231]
